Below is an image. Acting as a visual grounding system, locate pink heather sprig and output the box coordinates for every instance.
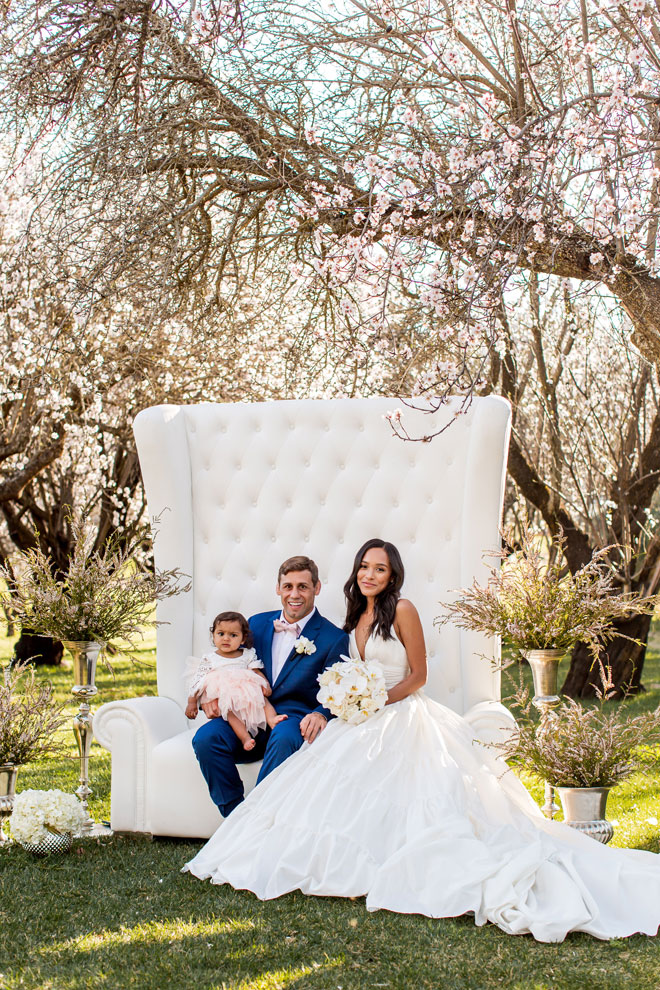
[439,527,656,659]
[494,687,660,788]
[0,515,189,651]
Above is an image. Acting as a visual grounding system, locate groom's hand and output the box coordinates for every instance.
[300,712,327,743]
[201,700,220,719]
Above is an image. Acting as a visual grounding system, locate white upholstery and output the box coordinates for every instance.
[94,395,513,837]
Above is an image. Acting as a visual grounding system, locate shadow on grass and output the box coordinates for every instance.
[1,837,659,990]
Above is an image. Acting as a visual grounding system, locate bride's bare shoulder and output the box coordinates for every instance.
[395,599,420,620]
[393,599,425,655]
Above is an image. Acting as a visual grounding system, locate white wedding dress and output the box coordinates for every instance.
[184,630,660,942]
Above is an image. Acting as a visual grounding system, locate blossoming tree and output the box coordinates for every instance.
[3,0,660,382]
[3,0,660,690]
[488,278,660,696]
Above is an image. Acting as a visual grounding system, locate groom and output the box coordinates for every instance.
[192,555,349,817]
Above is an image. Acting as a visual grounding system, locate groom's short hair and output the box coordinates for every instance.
[278,555,319,585]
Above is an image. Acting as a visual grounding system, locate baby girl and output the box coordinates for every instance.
[185,611,286,750]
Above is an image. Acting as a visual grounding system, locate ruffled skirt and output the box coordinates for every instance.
[196,668,267,736]
[183,692,660,942]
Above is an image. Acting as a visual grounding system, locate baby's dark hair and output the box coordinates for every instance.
[209,611,253,648]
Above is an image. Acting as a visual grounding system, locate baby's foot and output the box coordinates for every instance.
[267,713,288,729]
[243,737,256,751]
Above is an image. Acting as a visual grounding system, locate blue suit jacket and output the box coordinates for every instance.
[249,609,349,720]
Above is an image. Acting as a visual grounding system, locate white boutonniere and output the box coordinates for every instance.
[294,636,317,655]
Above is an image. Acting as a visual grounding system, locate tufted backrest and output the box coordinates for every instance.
[133,396,510,714]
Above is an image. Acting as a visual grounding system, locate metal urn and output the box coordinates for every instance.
[557,786,614,844]
[0,764,18,843]
[521,648,565,820]
[63,641,112,837]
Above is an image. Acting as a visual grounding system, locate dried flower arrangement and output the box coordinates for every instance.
[0,662,68,766]
[495,684,660,788]
[0,517,189,652]
[440,527,653,660]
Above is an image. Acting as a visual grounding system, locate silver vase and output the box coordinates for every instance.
[521,648,565,821]
[557,786,614,844]
[522,648,565,708]
[63,641,105,836]
[0,764,18,843]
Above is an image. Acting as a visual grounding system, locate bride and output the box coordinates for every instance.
[184,538,660,943]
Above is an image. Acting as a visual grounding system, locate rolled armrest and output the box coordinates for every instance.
[463,700,516,746]
[94,696,188,833]
[94,696,187,751]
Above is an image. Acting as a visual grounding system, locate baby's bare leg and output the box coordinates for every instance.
[226,711,256,751]
[264,699,288,729]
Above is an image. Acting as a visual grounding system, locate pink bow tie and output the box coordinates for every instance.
[273,619,301,636]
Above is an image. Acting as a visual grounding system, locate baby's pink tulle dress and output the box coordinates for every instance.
[197,667,267,736]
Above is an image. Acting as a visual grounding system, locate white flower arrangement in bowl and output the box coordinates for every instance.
[10,788,86,853]
[317,656,388,724]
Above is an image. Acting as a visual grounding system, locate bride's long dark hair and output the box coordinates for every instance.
[343,538,405,640]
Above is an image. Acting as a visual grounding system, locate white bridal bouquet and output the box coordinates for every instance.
[10,789,86,845]
[317,656,388,724]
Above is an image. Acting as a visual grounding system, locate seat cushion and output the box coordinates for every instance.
[148,728,261,838]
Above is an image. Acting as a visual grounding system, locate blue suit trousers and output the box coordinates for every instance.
[192,714,305,818]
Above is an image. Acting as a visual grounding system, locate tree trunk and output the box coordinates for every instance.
[12,632,64,667]
[561,612,653,699]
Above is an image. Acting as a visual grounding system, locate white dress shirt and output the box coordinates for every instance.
[271,607,316,684]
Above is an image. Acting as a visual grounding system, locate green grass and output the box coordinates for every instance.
[1,631,660,990]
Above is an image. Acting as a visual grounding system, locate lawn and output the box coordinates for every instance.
[1,629,660,990]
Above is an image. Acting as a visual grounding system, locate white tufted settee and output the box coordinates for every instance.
[94,395,513,838]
